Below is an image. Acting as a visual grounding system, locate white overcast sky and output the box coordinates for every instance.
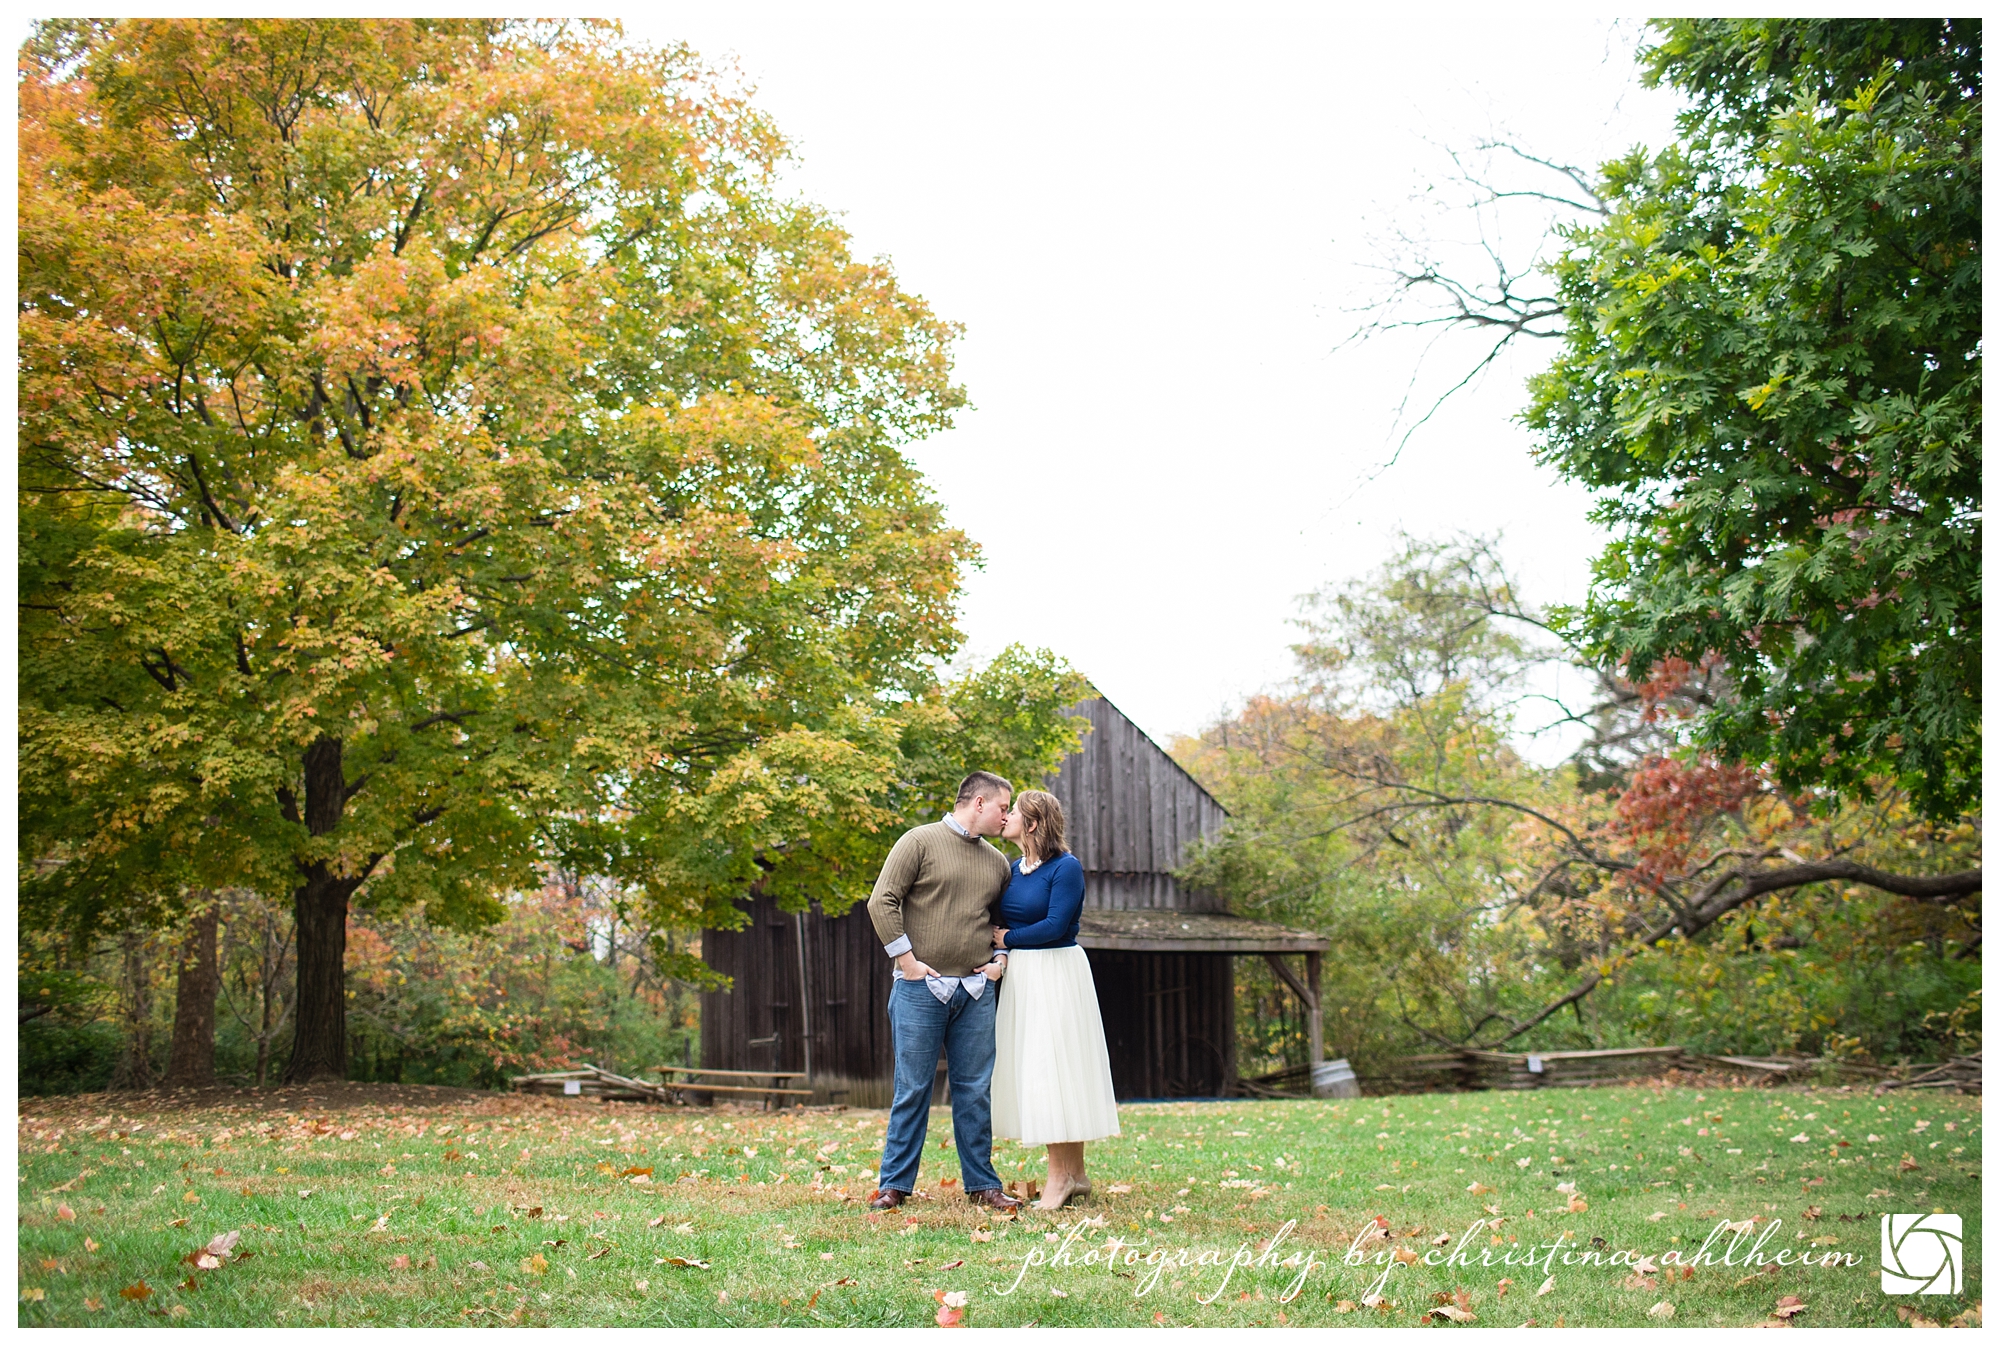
[625,8,1686,749]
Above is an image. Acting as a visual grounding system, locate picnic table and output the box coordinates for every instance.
[654,1065,812,1110]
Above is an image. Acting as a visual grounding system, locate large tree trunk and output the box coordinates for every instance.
[165,898,220,1087]
[109,929,155,1090]
[283,737,367,1083]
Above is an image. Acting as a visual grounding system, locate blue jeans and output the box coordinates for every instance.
[877,977,1002,1194]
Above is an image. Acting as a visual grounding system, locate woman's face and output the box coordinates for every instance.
[1001,805,1030,846]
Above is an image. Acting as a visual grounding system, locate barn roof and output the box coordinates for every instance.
[1077,908,1328,954]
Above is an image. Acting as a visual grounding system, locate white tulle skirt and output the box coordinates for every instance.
[992,945,1122,1145]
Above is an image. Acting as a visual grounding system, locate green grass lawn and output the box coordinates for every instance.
[17,1080,1981,1327]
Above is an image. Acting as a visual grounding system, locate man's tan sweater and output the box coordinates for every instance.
[866,820,1013,977]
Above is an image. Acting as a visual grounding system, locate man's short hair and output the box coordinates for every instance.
[955,770,1014,806]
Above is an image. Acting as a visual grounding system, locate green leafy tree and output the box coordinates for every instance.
[1526,19,1981,820]
[1177,538,1979,1059]
[18,20,1064,1082]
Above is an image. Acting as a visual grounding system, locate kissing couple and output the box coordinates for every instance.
[865,770,1120,1213]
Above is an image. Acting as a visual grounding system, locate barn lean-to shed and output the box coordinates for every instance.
[699,696,1331,1105]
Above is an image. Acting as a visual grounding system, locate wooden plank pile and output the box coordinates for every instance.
[1355,1053,1477,1095]
[1339,1046,1982,1097]
[1880,1052,1982,1095]
[509,1064,668,1103]
[1460,1046,1686,1091]
[1237,1063,1313,1099]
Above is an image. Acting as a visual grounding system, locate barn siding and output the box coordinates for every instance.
[1046,697,1228,876]
[701,893,898,1107]
[1087,950,1236,1099]
[1047,698,1230,915]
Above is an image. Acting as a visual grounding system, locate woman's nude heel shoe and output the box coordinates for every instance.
[1033,1177,1077,1211]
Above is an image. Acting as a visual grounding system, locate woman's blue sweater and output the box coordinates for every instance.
[997,852,1086,949]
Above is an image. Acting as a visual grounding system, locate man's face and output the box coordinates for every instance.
[967,791,1012,837]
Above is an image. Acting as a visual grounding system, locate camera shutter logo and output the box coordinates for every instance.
[1880,1214,1962,1295]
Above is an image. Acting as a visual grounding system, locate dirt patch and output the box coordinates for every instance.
[24,1082,509,1121]
[19,1082,872,1123]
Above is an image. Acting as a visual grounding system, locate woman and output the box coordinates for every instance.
[990,789,1120,1210]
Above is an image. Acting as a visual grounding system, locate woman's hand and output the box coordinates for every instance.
[975,959,1005,982]
[991,926,1009,948]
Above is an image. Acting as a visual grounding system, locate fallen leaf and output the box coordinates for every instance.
[84,1297,103,1312]
[1635,1256,1659,1276]
[522,1253,549,1276]
[664,1256,710,1269]
[1497,1278,1514,1298]
[1646,1211,1668,1222]
[56,1204,75,1222]
[1431,1234,1453,1247]
[120,1282,152,1302]
[622,1165,656,1178]
[1772,1296,1807,1320]
[1466,1183,1493,1196]
[940,1260,965,1271]
[1536,1276,1555,1297]
[1334,1300,1356,1313]
[1566,1196,1588,1214]
[1106,1183,1133,1195]
[21,1288,45,1303]
[390,1254,410,1270]
[1648,1301,1675,1319]
[588,1247,612,1261]
[84,1238,99,1253]
[1430,1306,1476,1323]
[1802,1205,1822,1221]
[970,1230,993,1243]
[1393,1248,1420,1265]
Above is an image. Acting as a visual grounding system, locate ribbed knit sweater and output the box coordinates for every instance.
[866,820,1013,977]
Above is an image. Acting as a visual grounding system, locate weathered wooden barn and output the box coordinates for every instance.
[700,696,1329,1105]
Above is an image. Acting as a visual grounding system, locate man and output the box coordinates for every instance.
[865,770,1022,1212]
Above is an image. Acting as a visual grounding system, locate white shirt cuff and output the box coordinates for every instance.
[882,934,913,958]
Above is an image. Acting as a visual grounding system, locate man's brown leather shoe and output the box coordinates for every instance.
[867,1188,908,1211]
[966,1187,1023,1211]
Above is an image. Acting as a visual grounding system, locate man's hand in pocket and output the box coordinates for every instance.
[895,951,939,981]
